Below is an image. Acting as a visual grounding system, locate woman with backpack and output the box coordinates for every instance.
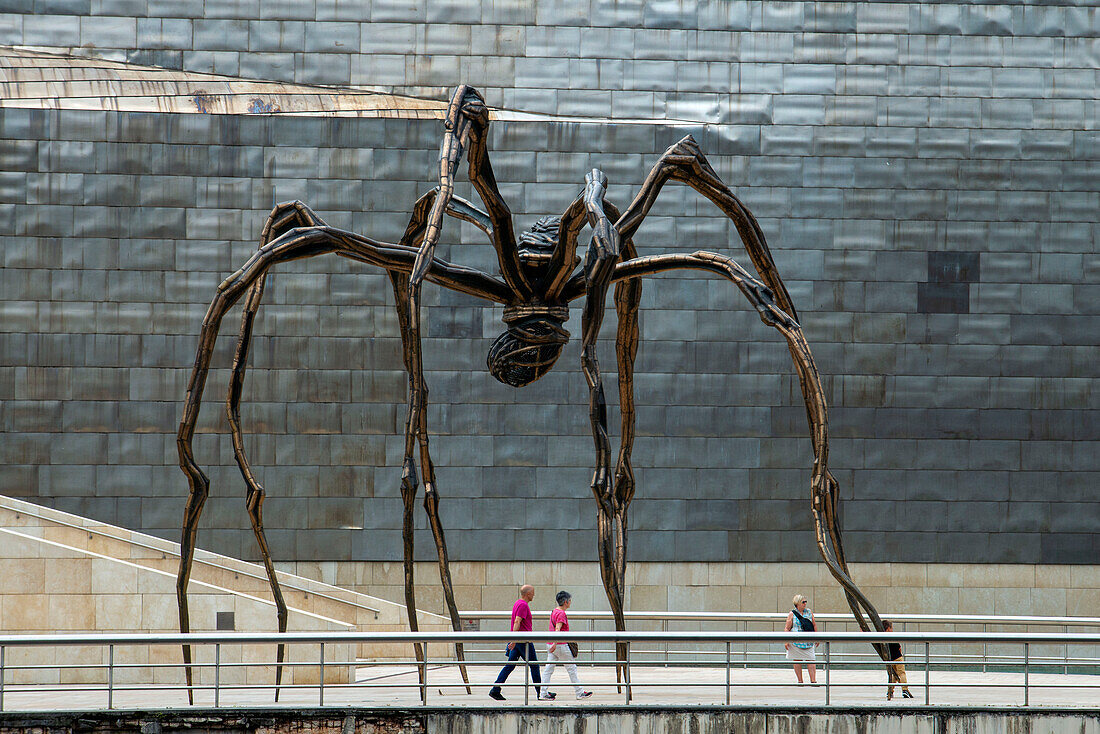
[784,594,819,683]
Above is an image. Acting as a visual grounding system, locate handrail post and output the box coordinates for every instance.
[319,642,325,707]
[982,623,987,674]
[107,644,114,710]
[924,641,930,705]
[214,643,220,708]
[420,642,428,705]
[624,641,631,704]
[742,620,748,668]
[825,641,830,705]
[523,643,530,705]
[1063,624,1068,674]
[1023,642,1029,707]
[663,618,668,666]
[1,645,5,712]
[725,641,730,705]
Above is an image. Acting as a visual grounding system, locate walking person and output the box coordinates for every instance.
[784,594,818,683]
[539,591,593,700]
[883,619,914,699]
[489,585,547,701]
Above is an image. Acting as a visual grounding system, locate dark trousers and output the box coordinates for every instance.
[491,642,542,692]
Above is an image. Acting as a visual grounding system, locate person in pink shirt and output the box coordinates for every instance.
[489,584,547,700]
[539,590,592,700]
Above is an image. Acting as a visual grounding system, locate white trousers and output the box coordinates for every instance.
[542,644,583,696]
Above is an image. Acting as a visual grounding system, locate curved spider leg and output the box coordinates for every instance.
[386,269,425,668]
[615,135,798,321]
[587,251,891,662]
[462,90,533,301]
[384,187,493,685]
[398,85,486,689]
[543,192,587,298]
[602,201,642,625]
[556,196,643,554]
[178,224,508,702]
[178,227,356,704]
[224,200,327,702]
[217,191,491,693]
[608,138,886,637]
[573,169,634,689]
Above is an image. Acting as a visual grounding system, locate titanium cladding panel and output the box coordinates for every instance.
[0,1,1097,564]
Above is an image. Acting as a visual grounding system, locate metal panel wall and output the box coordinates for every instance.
[0,1,1096,564]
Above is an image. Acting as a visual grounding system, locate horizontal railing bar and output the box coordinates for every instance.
[4,681,1095,693]
[1,631,1097,646]
[460,611,1100,627]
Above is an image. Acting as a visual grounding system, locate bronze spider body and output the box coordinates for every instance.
[176,85,892,699]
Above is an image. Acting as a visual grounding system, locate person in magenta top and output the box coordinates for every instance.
[540,590,592,700]
[512,594,533,634]
[489,584,547,700]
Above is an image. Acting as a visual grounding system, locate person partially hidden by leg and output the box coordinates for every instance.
[884,619,914,700]
[489,584,547,701]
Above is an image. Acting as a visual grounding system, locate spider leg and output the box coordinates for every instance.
[178,225,353,704]
[615,135,798,322]
[387,185,488,691]
[594,251,891,661]
[601,202,641,595]
[572,169,635,692]
[224,195,472,697]
[386,269,427,670]
[224,200,327,701]
[178,224,506,701]
[399,85,489,690]
[542,190,588,300]
[227,193,494,684]
[461,89,533,300]
[567,138,887,644]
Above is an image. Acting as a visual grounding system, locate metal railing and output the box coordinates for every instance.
[460,610,1100,628]
[460,611,1100,674]
[0,629,1097,711]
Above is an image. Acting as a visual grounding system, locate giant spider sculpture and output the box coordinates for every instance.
[177,85,893,698]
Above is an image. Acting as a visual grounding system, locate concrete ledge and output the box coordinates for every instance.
[1,707,1098,734]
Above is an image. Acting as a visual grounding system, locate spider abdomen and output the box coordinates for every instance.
[487,305,570,388]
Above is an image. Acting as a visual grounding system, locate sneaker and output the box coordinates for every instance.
[538,692,556,701]
[902,690,914,699]
[488,688,506,701]
[577,691,593,699]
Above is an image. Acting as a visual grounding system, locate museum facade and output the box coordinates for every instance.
[0,1,1096,618]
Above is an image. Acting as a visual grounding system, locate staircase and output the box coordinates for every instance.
[0,495,450,671]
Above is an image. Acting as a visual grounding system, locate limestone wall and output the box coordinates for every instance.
[286,559,1100,622]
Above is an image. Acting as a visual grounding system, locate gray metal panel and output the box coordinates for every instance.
[2,0,1097,564]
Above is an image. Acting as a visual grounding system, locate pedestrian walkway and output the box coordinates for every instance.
[2,663,1095,711]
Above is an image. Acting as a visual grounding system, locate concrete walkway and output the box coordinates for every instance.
[2,664,1096,711]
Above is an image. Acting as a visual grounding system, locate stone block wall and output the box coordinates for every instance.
[0,0,1097,570]
[308,559,1098,623]
[0,499,357,686]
